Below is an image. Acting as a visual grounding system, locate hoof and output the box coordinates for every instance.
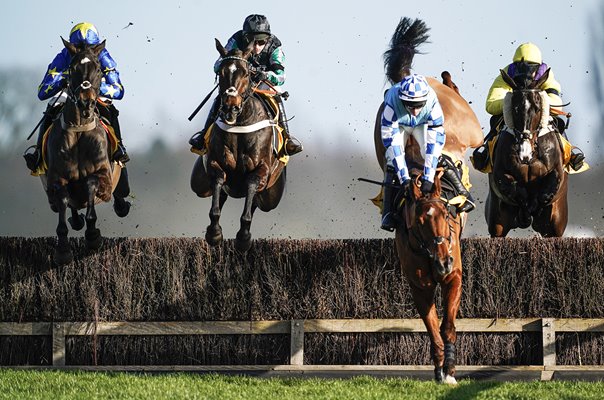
[443,375,457,385]
[54,247,73,266]
[68,214,85,231]
[235,231,252,253]
[205,226,223,247]
[85,228,102,250]
[114,199,131,218]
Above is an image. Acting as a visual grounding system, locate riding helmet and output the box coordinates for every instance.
[513,42,542,65]
[69,22,101,45]
[399,74,430,103]
[243,14,271,41]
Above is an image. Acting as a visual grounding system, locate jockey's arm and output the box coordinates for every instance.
[542,69,563,113]
[37,49,70,101]
[98,49,124,100]
[266,47,286,86]
[381,101,408,183]
[424,101,446,183]
[485,74,510,116]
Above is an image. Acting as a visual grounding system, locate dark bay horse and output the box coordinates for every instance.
[485,64,568,237]
[43,39,130,265]
[190,39,286,252]
[372,17,481,384]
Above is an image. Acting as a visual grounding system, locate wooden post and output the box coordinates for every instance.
[290,319,304,365]
[541,318,555,381]
[52,322,66,366]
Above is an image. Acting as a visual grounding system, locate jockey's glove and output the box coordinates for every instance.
[420,180,434,195]
[253,70,269,82]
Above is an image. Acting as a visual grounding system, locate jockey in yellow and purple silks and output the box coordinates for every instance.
[473,42,585,172]
[24,22,129,172]
[381,75,440,231]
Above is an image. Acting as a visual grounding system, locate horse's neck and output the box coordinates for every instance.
[62,101,95,127]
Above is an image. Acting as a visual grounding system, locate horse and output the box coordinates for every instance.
[485,63,568,237]
[190,39,286,253]
[43,38,130,265]
[372,17,482,384]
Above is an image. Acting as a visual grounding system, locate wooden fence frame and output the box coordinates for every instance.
[1,318,604,380]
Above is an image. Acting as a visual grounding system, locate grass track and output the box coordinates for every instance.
[0,370,603,400]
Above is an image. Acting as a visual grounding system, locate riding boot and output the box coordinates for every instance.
[23,105,59,172]
[275,95,303,156]
[440,155,475,213]
[104,104,129,164]
[471,115,501,171]
[381,166,398,232]
[190,96,220,152]
[561,131,585,171]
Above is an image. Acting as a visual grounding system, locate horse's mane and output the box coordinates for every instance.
[383,17,430,84]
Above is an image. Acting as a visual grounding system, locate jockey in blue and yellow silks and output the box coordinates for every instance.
[24,22,129,172]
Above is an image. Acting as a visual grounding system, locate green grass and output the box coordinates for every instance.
[0,370,602,400]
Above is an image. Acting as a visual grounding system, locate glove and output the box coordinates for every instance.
[420,179,434,195]
[253,70,269,82]
[401,179,411,198]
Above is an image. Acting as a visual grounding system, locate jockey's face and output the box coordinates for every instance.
[252,39,266,55]
[404,101,426,117]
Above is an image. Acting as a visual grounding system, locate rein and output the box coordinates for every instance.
[407,197,455,260]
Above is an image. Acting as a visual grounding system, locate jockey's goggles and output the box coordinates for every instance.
[403,100,427,111]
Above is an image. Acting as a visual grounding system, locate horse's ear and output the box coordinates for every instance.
[411,179,422,200]
[432,175,442,198]
[241,40,255,60]
[215,38,228,58]
[62,37,77,56]
[90,40,106,57]
[500,68,517,90]
[534,67,550,89]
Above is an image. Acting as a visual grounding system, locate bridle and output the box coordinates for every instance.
[408,197,455,260]
[65,54,101,118]
[218,55,254,104]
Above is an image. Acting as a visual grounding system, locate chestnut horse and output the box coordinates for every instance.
[373,17,482,384]
[485,64,568,237]
[44,39,130,265]
[190,39,286,252]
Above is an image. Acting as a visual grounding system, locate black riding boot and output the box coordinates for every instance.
[190,96,220,152]
[471,115,501,171]
[440,155,475,213]
[23,105,59,172]
[381,166,398,232]
[275,95,302,156]
[100,104,129,163]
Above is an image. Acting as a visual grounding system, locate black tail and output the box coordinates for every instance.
[384,17,430,84]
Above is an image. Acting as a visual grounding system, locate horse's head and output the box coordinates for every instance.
[409,175,455,277]
[62,37,104,120]
[500,63,551,163]
[215,38,254,124]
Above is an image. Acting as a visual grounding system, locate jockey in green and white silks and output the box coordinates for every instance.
[190,14,302,156]
[24,22,129,173]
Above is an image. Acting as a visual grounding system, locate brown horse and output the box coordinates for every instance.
[43,39,129,265]
[373,17,482,384]
[485,64,568,237]
[190,39,286,252]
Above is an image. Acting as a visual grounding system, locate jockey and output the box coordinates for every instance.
[473,42,585,171]
[380,74,475,232]
[189,14,303,156]
[24,22,129,172]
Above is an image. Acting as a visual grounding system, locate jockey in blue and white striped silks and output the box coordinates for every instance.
[381,74,445,186]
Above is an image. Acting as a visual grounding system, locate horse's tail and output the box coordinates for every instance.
[384,17,430,84]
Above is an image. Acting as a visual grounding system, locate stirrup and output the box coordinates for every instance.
[23,145,40,171]
[569,148,585,171]
[381,213,397,232]
[284,137,303,156]
[113,145,130,163]
[189,131,206,150]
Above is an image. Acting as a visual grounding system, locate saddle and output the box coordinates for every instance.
[31,117,119,177]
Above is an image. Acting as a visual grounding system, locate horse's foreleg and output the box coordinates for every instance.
[205,165,226,246]
[440,270,462,384]
[408,283,444,382]
[68,206,85,231]
[53,184,73,265]
[84,175,102,250]
[235,173,263,253]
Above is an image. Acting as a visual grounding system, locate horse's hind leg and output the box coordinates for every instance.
[205,174,226,246]
[440,270,462,385]
[68,206,85,231]
[84,176,102,251]
[113,167,131,218]
[53,184,73,265]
